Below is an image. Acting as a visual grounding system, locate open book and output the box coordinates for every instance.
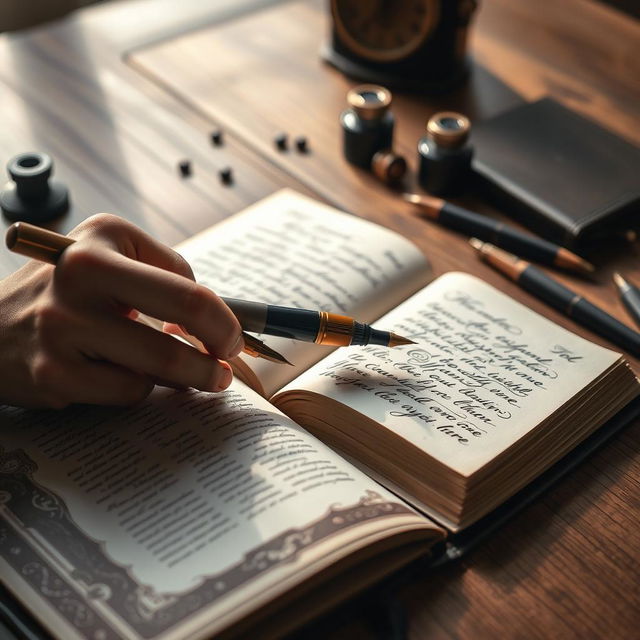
[1,190,638,640]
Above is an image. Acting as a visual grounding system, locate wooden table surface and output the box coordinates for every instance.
[1,0,639,638]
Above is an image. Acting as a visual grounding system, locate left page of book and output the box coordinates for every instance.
[175,189,431,397]
[0,381,442,640]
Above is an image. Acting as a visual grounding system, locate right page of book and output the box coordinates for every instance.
[276,272,631,477]
[175,189,431,397]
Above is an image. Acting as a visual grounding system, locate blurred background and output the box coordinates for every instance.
[2,0,99,32]
[2,0,639,33]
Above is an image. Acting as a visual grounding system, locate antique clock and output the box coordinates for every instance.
[323,0,478,92]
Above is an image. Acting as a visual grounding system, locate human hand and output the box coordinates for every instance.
[0,214,243,408]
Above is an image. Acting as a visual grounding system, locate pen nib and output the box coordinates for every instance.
[242,333,293,366]
[387,332,416,348]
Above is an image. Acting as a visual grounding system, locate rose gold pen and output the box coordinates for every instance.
[4,222,291,365]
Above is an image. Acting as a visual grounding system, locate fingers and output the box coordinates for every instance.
[70,213,195,281]
[28,348,154,409]
[56,214,238,399]
[61,362,155,407]
[3,213,243,410]
[56,226,244,361]
[80,314,233,393]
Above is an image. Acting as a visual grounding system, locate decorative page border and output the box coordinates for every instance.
[0,446,412,638]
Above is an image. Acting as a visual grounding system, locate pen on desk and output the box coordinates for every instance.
[469,239,640,357]
[5,222,415,352]
[613,273,640,328]
[403,192,594,276]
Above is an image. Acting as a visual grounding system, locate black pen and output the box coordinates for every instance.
[470,239,640,357]
[5,222,415,352]
[613,273,640,328]
[221,298,413,348]
[403,192,594,276]
[4,223,291,365]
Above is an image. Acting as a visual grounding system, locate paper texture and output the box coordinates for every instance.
[280,272,622,476]
[176,189,431,396]
[0,381,431,639]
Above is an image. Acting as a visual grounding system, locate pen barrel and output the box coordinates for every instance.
[520,267,640,357]
[441,203,557,265]
[6,222,74,264]
[518,267,576,312]
[571,299,640,357]
[265,306,321,342]
[621,289,640,328]
[222,298,321,342]
[220,298,269,334]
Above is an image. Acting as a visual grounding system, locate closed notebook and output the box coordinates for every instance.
[471,98,640,249]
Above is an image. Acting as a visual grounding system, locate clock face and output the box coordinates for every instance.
[331,0,440,63]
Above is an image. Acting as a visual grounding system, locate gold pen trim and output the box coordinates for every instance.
[315,312,354,347]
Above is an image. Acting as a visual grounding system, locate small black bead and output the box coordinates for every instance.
[295,136,308,153]
[219,166,233,185]
[178,159,191,177]
[274,133,288,151]
[210,129,223,146]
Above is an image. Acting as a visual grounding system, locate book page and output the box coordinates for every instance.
[276,272,628,477]
[176,189,431,396]
[0,381,438,640]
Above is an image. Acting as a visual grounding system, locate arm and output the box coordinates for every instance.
[0,214,244,409]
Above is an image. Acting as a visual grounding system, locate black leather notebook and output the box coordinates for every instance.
[471,98,640,249]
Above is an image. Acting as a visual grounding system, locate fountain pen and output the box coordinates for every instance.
[403,192,594,276]
[5,222,414,354]
[220,297,414,348]
[470,238,640,357]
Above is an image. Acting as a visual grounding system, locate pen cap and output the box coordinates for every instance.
[371,150,407,184]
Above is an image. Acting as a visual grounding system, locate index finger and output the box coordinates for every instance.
[71,213,196,281]
[56,246,244,360]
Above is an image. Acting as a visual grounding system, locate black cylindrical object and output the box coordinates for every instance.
[341,85,394,169]
[418,112,473,196]
[519,265,640,357]
[0,152,69,223]
[439,202,561,265]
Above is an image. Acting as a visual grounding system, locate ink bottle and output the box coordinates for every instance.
[417,112,473,196]
[340,85,394,169]
[0,152,69,222]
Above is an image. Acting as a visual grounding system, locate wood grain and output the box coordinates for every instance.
[0,0,639,638]
[128,0,640,360]
[0,7,315,275]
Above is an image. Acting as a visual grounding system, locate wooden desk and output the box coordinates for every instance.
[1,0,639,637]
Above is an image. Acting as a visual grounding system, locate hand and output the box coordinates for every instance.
[0,214,244,409]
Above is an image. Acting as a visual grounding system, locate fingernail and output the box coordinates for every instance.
[229,333,244,359]
[215,362,233,391]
